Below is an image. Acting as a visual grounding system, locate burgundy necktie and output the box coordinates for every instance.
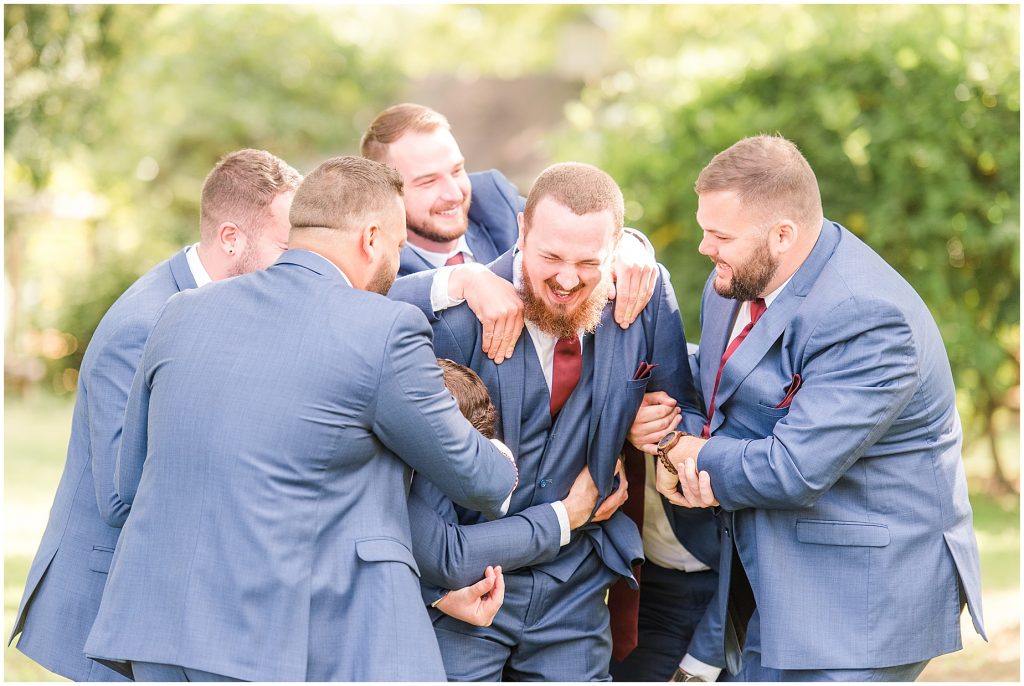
[608,444,647,662]
[444,252,465,266]
[702,298,766,438]
[550,337,581,418]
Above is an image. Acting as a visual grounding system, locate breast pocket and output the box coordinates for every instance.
[89,545,115,574]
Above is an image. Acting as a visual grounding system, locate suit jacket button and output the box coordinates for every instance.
[539,479,552,488]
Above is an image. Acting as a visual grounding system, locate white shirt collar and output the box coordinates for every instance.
[185,243,212,288]
[407,234,474,269]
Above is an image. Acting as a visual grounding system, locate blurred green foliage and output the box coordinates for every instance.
[553,5,1019,482]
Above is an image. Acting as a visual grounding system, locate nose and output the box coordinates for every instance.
[438,175,464,202]
[698,234,715,257]
[554,265,581,291]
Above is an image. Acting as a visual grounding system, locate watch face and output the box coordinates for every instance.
[657,431,679,450]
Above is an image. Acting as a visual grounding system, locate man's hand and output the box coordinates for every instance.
[656,437,718,508]
[435,565,506,627]
[628,391,682,454]
[561,464,600,529]
[609,230,658,329]
[592,456,629,523]
[448,264,524,364]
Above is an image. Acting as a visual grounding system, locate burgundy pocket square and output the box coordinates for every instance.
[633,361,657,380]
[775,373,802,409]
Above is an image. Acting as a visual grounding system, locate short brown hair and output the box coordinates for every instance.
[200,149,302,242]
[523,162,624,237]
[360,103,451,164]
[694,134,823,229]
[438,358,497,439]
[289,156,404,234]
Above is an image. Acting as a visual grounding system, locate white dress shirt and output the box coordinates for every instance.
[184,243,212,287]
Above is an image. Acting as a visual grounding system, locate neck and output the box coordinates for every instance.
[288,235,362,288]
[406,230,457,255]
[196,242,230,281]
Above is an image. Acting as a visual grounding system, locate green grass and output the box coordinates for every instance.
[3,393,1019,681]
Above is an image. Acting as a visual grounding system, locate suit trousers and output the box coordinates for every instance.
[131,661,243,682]
[609,564,718,681]
[433,547,618,681]
[725,609,929,682]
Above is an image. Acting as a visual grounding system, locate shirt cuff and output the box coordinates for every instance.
[430,590,449,608]
[679,654,722,682]
[623,226,655,256]
[429,265,466,312]
[549,501,571,546]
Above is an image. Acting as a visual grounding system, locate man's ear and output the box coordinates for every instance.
[772,219,798,256]
[516,211,526,251]
[360,223,381,262]
[217,222,243,255]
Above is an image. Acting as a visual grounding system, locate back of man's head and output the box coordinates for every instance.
[437,358,497,439]
[695,134,823,230]
[523,162,625,237]
[200,149,302,244]
[289,155,404,235]
[360,103,451,164]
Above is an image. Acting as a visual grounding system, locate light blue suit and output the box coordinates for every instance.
[83,249,518,681]
[390,251,708,680]
[8,249,197,681]
[696,220,985,678]
[398,169,522,277]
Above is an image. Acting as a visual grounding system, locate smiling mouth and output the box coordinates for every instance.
[547,282,583,304]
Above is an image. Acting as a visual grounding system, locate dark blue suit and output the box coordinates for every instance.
[390,251,712,680]
[8,249,197,681]
[398,169,523,276]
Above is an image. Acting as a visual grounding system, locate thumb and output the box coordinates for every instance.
[468,567,497,597]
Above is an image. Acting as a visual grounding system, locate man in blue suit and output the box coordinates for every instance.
[8,149,301,681]
[658,134,986,680]
[390,162,710,681]
[363,102,663,364]
[84,156,519,682]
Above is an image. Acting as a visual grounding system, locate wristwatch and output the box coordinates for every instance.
[657,430,691,475]
[670,666,706,682]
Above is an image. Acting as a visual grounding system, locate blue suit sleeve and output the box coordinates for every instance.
[699,297,919,510]
[409,476,561,593]
[85,317,149,527]
[647,265,705,434]
[388,270,442,322]
[371,306,516,518]
[114,349,152,510]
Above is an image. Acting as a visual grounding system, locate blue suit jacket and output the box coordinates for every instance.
[83,250,517,682]
[8,249,196,681]
[397,169,523,276]
[697,220,985,670]
[390,251,714,601]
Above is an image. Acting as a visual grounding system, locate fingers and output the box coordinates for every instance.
[468,566,497,597]
[592,477,629,522]
[641,391,678,408]
[698,470,719,507]
[613,267,638,328]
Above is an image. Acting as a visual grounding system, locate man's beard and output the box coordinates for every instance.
[519,260,611,339]
[714,236,779,301]
[228,240,261,278]
[407,195,472,244]
[366,253,398,295]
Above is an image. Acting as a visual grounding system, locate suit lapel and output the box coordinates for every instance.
[490,249,523,451]
[398,244,434,277]
[587,307,617,449]
[707,221,842,433]
[464,220,500,264]
[168,248,198,293]
[700,295,738,410]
